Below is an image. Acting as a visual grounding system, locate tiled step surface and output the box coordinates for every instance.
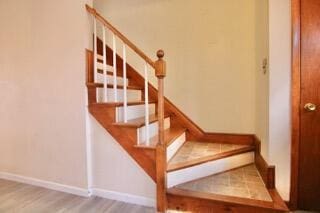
[168,141,254,171]
[174,164,272,202]
[135,126,186,149]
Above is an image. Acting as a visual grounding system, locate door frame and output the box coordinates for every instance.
[290,0,301,210]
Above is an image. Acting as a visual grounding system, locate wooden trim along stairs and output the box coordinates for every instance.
[85,5,288,212]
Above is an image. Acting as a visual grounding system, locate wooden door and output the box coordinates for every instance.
[298,0,320,210]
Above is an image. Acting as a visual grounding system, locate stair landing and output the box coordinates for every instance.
[168,141,254,171]
[174,164,272,202]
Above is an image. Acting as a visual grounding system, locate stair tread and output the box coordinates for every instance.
[167,142,254,172]
[97,69,126,78]
[90,100,156,107]
[113,114,170,128]
[86,83,142,90]
[167,164,288,212]
[135,126,187,149]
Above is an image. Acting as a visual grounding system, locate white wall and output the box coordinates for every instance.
[268,0,291,200]
[0,0,92,189]
[89,116,156,205]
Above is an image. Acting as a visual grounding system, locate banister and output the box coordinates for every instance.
[86,4,156,68]
[155,50,167,212]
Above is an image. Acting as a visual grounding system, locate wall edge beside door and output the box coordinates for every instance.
[290,0,301,210]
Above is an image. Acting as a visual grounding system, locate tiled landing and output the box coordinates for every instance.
[168,141,252,166]
[174,164,272,202]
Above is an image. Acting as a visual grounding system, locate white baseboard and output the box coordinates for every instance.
[0,172,90,197]
[92,188,156,208]
[0,172,155,207]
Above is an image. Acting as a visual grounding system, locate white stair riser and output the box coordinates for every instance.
[116,104,155,122]
[167,152,255,188]
[96,55,114,72]
[167,132,186,161]
[137,117,170,144]
[96,73,128,86]
[96,88,141,103]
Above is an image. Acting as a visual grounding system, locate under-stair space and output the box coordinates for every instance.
[85,5,288,212]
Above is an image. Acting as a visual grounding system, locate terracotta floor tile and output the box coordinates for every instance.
[175,164,272,202]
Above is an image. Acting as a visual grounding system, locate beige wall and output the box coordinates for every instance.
[94,0,257,134]
[0,0,92,188]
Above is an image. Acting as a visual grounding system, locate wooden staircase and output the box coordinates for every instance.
[86,5,288,213]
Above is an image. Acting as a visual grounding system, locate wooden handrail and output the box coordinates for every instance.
[86,4,155,68]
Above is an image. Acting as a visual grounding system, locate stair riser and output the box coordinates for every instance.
[96,60,114,72]
[167,132,186,162]
[167,152,255,188]
[115,104,156,122]
[137,117,170,144]
[96,88,141,102]
[96,73,128,86]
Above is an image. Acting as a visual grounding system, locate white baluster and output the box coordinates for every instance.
[103,26,107,102]
[93,18,98,102]
[123,43,128,123]
[112,34,118,102]
[93,18,97,83]
[144,62,150,145]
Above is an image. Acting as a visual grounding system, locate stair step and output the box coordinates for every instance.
[135,127,187,149]
[96,60,114,72]
[167,142,255,187]
[96,72,128,86]
[167,164,288,212]
[95,87,141,103]
[90,100,156,107]
[113,114,170,128]
[175,164,271,201]
[168,142,254,172]
[97,69,124,78]
[86,83,142,90]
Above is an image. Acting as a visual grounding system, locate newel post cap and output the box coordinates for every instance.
[157,50,165,59]
[155,50,166,78]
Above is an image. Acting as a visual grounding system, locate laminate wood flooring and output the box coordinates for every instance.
[0,179,155,213]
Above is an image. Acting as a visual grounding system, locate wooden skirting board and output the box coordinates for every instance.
[254,136,276,189]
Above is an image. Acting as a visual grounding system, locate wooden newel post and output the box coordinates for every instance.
[86,49,97,104]
[155,50,167,212]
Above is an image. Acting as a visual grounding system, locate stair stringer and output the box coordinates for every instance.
[88,104,156,181]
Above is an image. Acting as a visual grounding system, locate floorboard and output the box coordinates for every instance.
[0,179,155,213]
